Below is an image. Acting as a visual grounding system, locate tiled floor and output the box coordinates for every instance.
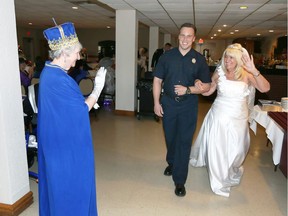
[21,98,287,216]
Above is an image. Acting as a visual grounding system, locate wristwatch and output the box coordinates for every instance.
[186,86,191,94]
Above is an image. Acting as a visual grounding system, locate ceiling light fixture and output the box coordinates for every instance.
[240,6,248,10]
[223,24,227,27]
[218,29,221,32]
[269,30,274,32]
[72,6,78,9]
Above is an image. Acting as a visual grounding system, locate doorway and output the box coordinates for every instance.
[23,37,34,61]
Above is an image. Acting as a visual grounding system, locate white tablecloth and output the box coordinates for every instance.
[249,105,285,165]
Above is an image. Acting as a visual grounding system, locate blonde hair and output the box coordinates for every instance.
[220,43,245,80]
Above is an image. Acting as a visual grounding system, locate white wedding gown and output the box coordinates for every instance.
[190,69,254,197]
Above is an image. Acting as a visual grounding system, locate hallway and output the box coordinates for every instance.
[21,98,287,216]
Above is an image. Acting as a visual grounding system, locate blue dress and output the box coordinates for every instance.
[38,62,97,216]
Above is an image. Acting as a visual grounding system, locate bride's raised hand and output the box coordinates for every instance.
[242,54,257,75]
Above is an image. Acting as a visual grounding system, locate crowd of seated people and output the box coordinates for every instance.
[19,44,45,93]
[19,47,40,129]
[19,46,117,109]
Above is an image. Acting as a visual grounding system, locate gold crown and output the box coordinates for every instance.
[48,34,79,51]
[44,22,79,51]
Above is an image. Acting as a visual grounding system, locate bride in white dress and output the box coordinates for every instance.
[190,43,270,197]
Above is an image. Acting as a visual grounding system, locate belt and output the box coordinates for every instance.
[164,93,187,102]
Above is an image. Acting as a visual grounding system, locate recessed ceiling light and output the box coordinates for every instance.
[230,32,234,34]
[235,30,239,32]
[240,6,248,10]
[211,37,214,39]
[257,33,261,36]
[214,34,217,36]
[72,6,78,9]
[218,29,221,32]
[269,30,274,32]
[106,26,111,29]
[223,24,227,27]
[28,22,32,25]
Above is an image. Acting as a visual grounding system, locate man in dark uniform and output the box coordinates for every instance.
[153,23,211,197]
[151,42,172,70]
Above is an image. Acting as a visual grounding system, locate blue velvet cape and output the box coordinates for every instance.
[37,62,97,216]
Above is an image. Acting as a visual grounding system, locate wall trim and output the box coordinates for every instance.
[0,191,33,216]
[114,109,135,116]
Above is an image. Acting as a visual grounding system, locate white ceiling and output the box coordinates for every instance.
[15,0,287,40]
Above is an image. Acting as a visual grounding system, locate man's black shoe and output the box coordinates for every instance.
[175,184,186,197]
[164,165,172,176]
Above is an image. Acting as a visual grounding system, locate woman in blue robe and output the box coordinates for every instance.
[38,22,106,216]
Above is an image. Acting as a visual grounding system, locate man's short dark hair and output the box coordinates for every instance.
[180,23,197,34]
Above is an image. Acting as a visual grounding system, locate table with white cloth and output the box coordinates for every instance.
[268,111,287,177]
[249,105,285,169]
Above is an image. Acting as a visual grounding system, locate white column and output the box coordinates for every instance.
[0,0,31,206]
[148,26,159,71]
[115,10,138,112]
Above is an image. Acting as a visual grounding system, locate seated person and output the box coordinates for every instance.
[23,83,39,131]
[80,48,93,71]
[19,57,32,94]
[33,56,45,78]
[68,59,89,83]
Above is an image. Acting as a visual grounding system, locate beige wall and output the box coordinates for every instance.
[16,25,151,61]
[16,26,280,64]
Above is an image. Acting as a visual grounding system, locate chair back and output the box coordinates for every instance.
[31,78,40,85]
[79,77,94,97]
[21,85,26,96]
[28,84,39,113]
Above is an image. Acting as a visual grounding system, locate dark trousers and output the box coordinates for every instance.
[162,96,198,185]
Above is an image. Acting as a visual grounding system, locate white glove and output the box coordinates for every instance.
[89,67,107,101]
